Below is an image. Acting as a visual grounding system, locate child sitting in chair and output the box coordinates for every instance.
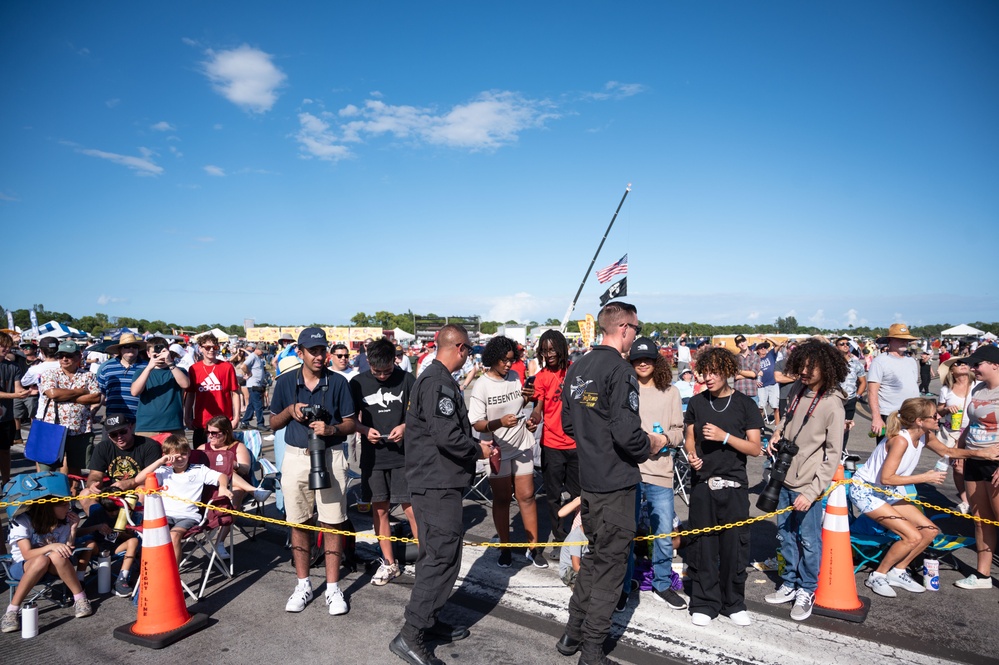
[3,500,93,633]
[134,435,254,563]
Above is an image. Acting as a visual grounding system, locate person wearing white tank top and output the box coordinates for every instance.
[849,397,999,599]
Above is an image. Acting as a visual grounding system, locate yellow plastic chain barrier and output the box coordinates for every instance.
[2,479,996,550]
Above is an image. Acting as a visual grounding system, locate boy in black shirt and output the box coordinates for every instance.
[349,338,417,586]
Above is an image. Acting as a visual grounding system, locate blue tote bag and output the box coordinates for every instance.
[24,399,68,467]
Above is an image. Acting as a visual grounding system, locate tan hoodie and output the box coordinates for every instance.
[774,384,846,502]
[636,383,685,487]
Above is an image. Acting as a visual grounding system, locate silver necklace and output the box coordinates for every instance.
[708,391,733,413]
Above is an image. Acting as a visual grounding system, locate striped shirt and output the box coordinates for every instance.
[96,359,142,417]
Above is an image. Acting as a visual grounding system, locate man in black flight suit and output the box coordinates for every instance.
[390,324,496,665]
[556,302,668,665]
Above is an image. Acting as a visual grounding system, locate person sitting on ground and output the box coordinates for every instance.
[850,397,999,597]
[558,497,588,589]
[134,435,254,564]
[3,493,93,633]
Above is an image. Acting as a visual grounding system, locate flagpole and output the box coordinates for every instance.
[559,183,631,333]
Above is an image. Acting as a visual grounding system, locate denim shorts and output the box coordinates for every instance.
[850,478,902,514]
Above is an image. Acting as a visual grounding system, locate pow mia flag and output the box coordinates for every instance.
[599,277,627,306]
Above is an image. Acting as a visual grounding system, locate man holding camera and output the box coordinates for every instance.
[390,324,495,665]
[270,327,356,617]
[763,340,846,621]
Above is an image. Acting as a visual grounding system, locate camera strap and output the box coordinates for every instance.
[784,386,823,447]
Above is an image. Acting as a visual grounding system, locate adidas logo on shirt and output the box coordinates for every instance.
[198,371,223,392]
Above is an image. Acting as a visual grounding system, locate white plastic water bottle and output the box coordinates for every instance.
[97,552,112,594]
[934,457,950,473]
[21,602,37,639]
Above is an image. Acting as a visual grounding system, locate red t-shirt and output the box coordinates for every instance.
[534,365,575,450]
[187,361,239,427]
[510,361,527,387]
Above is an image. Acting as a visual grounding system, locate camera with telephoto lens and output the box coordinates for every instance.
[756,440,799,513]
[153,344,165,355]
[301,404,333,490]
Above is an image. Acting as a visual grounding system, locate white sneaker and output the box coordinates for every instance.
[956,501,970,515]
[215,542,230,560]
[765,583,796,605]
[690,612,712,626]
[325,586,348,615]
[371,560,401,586]
[726,610,752,626]
[865,572,897,598]
[285,583,313,612]
[954,574,993,590]
[886,568,924,593]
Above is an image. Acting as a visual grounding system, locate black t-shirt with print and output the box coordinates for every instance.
[349,368,415,471]
[88,436,162,483]
[683,390,764,485]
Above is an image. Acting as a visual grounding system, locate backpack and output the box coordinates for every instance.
[2,471,71,520]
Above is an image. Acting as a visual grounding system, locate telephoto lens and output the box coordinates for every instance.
[756,441,798,512]
[308,433,331,490]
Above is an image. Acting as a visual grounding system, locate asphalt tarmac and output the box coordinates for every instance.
[3,370,997,664]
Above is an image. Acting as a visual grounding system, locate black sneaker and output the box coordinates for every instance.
[652,587,687,610]
[525,547,549,569]
[497,549,512,568]
[113,577,134,598]
[614,591,629,613]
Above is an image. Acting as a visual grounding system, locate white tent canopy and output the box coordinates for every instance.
[393,327,415,341]
[195,327,232,341]
[941,324,985,337]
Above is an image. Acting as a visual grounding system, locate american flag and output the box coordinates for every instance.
[596,254,628,283]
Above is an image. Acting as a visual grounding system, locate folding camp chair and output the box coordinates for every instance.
[847,481,976,573]
[234,429,274,539]
[463,459,493,508]
[177,486,235,600]
[672,447,692,506]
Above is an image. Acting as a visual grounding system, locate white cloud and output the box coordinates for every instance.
[297,91,556,160]
[844,308,860,327]
[784,309,798,318]
[169,146,183,158]
[203,165,225,176]
[151,121,176,132]
[105,98,120,108]
[486,292,544,323]
[202,45,287,113]
[97,294,127,305]
[74,145,163,176]
[369,91,383,99]
[808,309,825,325]
[181,37,198,47]
[0,192,19,202]
[746,311,760,321]
[586,81,649,101]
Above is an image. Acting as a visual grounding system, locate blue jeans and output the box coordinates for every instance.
[776,487,824,593]
[241,388,264,427]
[624,482,676,592]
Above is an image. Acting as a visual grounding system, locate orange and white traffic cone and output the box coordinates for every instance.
[812,465,870,622]
[113,474,209,648]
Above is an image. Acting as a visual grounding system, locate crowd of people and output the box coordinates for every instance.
[1,318,998,665]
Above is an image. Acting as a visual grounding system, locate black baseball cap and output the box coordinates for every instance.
[629,337,659,362]
[104,414,135,432]
[966,345,999,367]
[40,336,60,353]
[734,334,747,344]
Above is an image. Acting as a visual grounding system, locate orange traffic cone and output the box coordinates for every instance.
[812,465,870,622]
[114,474,209,648]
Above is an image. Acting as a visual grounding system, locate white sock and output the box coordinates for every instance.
[7,604,18,613]
[297,578,311,589]
[326,582,339,593]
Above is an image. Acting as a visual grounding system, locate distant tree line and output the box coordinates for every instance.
[4,304,994,341]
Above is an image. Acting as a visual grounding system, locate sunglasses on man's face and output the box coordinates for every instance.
[333,353,349,359]
[56,353,77,360]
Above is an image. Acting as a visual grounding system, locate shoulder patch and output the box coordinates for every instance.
[435,387,457,418]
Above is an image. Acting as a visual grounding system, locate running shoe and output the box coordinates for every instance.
[652,587,687,610]
[285,582,313,612]
[765,583,796,605]
[371,560,401,586]
[864,572,897,597]
[790,589,814,621]
[525,547,549,569]
[497,549,512,568]
[325,586,348,616]
[886,568,924,593]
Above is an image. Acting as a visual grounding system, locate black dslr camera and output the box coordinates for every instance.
[300,405,334,490]
[756,440,798,513]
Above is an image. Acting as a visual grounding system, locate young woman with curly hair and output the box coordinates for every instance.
[764,339,847,620]
[682,346,763,627]
[623,337,687,609]
[468,336,543,568]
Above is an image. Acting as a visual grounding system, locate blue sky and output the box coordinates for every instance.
[2,2,997,329]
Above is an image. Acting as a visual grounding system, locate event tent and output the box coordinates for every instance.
[941,324,985,337]
[32,320,86,339]
[393,327,415,341]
